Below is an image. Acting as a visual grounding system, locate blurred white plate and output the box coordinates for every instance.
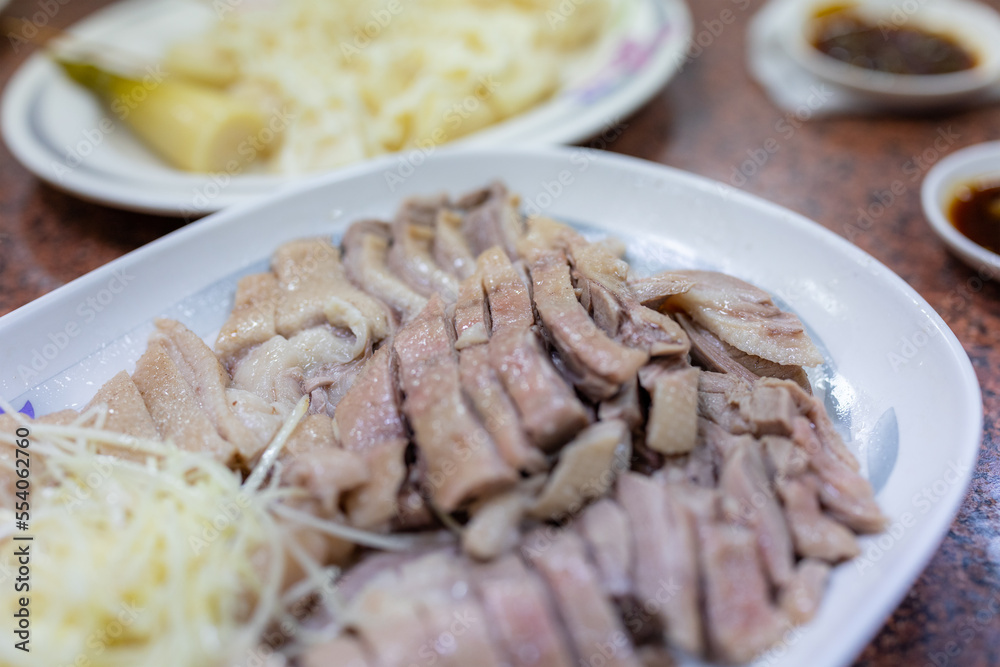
[0,146,981,667]
[0,0,691,216]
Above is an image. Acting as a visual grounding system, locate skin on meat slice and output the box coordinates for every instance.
[395,296,517,512]
[389,211,460,300]
[615,473,703,656]
[480,248,589,451]
[342,220,428,324]
[459,344,546,473]
[529,420,631,521]
[472,555,575,667]
[639,363,700,455]
[523,529,642,667]
[458,182,523,260]
[434,208,477,279]
[658,270,823,367]
[215,272,281,365]
[131,339,234,462]
[778,558,831,625]
[152,318,268,461]
[454,270,490,350]
[271,237,391,343]
[576,498,633,599]
[698,522,789,664]
[718,440,795,587]
[85,370,159,442]
[463,490,531,561]
[528,250,649,400]
[777,474,860,562]
[336,345,409,529]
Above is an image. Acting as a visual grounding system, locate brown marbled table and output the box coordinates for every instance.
[1,0,998,663]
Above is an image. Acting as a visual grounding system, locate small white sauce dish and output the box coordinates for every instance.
[922,141,1000,274]
[779,0,1000,109]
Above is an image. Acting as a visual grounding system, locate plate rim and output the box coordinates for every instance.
[0,0,693,216]
[0,145,983,667]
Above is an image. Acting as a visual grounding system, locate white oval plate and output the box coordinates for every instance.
[0,0,691,216]
[0,147,981,667]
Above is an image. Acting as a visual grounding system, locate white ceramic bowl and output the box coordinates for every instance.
[780,0,1000,108]
[922,141,1000,273]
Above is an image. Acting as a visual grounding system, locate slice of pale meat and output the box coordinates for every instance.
[343,568,438,667]
[152,318,268,461]
[434,208,476,279]
[777,475,860,562]
[459,344,546,473]
[389,213,459,299]
[458,182,523,260]
[616,473,703,656]
[699,523,789,664]
[342,220,428,323]
[454,270,490,350]
[300,635,371,667]
[472,555,575,667]
[628,273,695,310]
[463,490,530,561]
[789,416,886,534]
[718,441,795,587]
[676,313,762,386]
[658,270,823,367]
[85,370,159,442]
[528,250,648,400]
[395,296,517,511]
[131,339,234,462]
[281,413,369,517]
[576,499,633,599]
[215,272,280,365]
[479,247,534,332]
[529,420,631,520]
[271,238,391,344]
[489,327,590,452]
[336,345,409,529]
[524,529,642,667]
[779,558,831,625]
[598,378,644,434]
[639,362,700,455]
[396,551,506,667]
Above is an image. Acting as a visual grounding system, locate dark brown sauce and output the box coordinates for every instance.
[949,181,1000,254]
[811,7,977,75]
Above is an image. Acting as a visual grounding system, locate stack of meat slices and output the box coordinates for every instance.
[11,183,885,665]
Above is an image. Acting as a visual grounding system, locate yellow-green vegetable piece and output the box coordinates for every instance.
[57,58,269,173]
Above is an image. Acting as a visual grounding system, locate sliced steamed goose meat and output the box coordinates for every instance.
[389,211,460,300]
[529,420,631,521]
[85,370,159,442]
[776,475,860,562]
[131,339,234,462]
[434,208,477,279]
[336,345,409,529]
[395,296,518,511]
[215,272,280,365]
[639,362,700,455]
[697,372,753,435]
[457,181,523,259]
[524,529,642,667]
[342,220,428,323]
[271,238,391,344]
[598,378,644,435]
[656,270,823,367]
[152,318,267,459]
[718,440,795,587]
[463,489,531,561]
[481,248,589,451]
[628,272,695,310]
[698,522,789,664]
[472,555,575,667]
[616,473,703,656]
[778,558,831,625]
[459,344,546,473]
[576,498,633,599]
[454,270,490,350]
[527,250,648,400]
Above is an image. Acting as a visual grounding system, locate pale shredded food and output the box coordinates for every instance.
[165,0,614,173]
[0,397,409,667]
